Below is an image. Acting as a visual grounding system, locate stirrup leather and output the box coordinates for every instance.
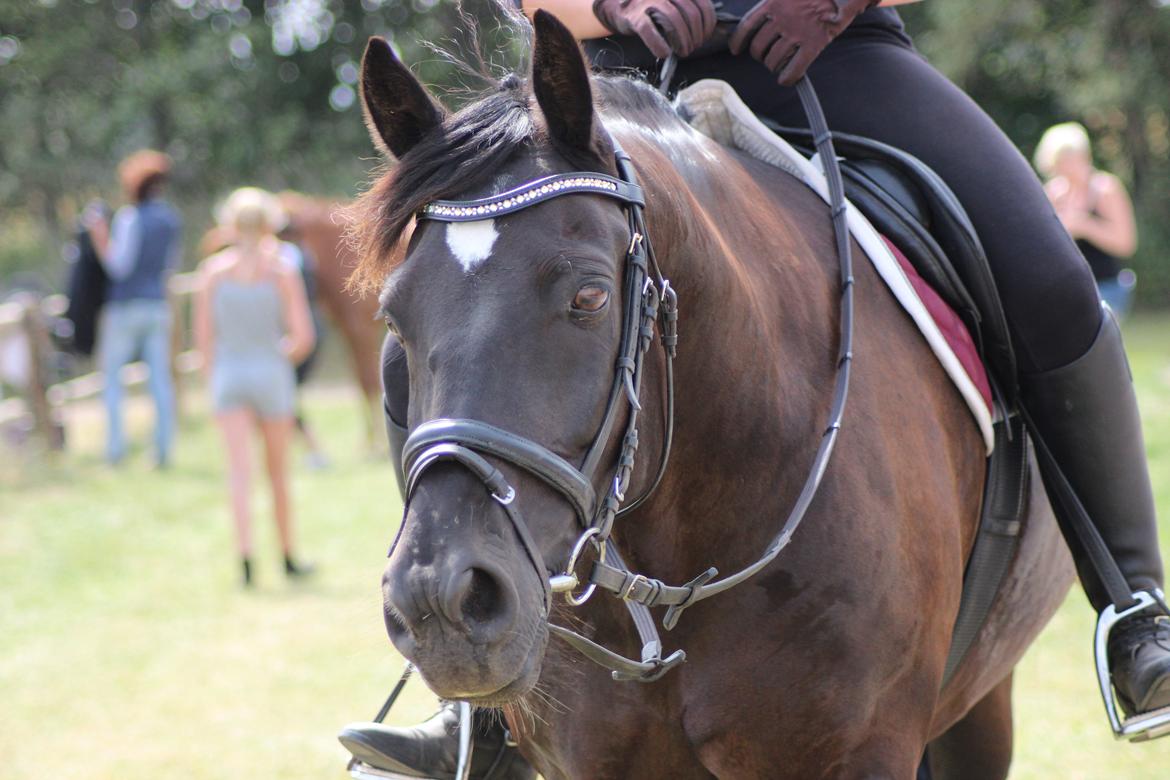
[1095,589,1170,742]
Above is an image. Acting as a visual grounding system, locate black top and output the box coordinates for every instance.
[1075,191,1124,281]
[1076,237,1123,281]
[585,7,910,74]
[64,222,110,356]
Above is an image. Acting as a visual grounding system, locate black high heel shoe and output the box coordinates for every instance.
[284,555,316,579]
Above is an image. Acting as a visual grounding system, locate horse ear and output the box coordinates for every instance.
[531,10,597,153]
[360,37,445,159]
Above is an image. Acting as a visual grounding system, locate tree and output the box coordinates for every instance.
[0,0,525,288]
[901,0,1170,305]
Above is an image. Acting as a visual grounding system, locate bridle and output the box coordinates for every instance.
[392,79,856,683]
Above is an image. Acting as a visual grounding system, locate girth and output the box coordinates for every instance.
[389,77,855,683]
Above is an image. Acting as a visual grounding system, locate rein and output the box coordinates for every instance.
[392,77,855,682]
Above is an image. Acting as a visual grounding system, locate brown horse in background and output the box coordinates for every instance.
[200,192,383,443]
[355,13,1076,779]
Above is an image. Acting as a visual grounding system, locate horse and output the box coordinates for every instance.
[352,13,1075,779]
[199,193,383,444]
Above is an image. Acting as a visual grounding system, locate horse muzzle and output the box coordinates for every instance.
[382,461,552,702]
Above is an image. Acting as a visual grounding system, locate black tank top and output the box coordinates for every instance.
[1076,236,1122,282]
[1074,186,1123,281]
[585,6,910,73]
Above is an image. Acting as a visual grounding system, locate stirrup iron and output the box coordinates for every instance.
[350,764,438,780]
[1095,589,1170,742]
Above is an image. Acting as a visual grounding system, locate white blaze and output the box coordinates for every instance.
[445,220,499,272]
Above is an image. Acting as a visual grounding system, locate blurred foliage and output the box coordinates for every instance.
[900,0,1170,307]
[2,0,1169,306]
[0,0,527,290]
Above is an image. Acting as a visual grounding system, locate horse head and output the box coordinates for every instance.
[355,12,660,705]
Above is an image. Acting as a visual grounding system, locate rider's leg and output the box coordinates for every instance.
[339,334,535,779]
[726,32,1169,716]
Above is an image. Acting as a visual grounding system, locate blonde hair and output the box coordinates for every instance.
[1034,122,1092,178]
[216,187,287,237]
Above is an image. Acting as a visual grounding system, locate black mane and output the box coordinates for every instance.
[351,72,686,289]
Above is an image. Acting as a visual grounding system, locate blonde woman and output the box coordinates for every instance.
[1036,122,1139,318]
[195,188,316,586]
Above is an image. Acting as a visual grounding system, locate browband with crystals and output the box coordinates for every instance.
[419,172,645,222]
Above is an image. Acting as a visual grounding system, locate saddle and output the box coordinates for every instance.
[772,124,1017,405]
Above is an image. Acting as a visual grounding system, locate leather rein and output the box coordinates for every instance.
[393,78,856,683]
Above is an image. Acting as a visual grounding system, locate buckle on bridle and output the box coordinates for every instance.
[627,231,644,257]
[619,573,650,601]
[612,473,627,503]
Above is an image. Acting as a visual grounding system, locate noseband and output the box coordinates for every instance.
[393,79,855,683]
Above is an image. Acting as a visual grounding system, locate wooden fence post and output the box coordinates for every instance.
[16,293,62,450]
[168,279,184,416]
[0,273,199,451]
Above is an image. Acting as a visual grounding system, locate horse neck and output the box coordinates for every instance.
[611,126,844,584]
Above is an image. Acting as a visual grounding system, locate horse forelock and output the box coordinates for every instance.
[348,80,535,294]
[347,73,701,295]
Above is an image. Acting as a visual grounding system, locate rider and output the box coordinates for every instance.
[341,0,1170,774]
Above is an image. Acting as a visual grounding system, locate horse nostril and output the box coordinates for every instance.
[463,568,503,624]
[442,565,515,640]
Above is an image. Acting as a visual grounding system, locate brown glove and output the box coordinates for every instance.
[729,0,879,85]
[593,0,718,59]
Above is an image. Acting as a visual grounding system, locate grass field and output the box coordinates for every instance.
[3,315,1170,779]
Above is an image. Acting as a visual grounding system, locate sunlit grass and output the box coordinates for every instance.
[0,383,439,780]
[2,315,1170,778]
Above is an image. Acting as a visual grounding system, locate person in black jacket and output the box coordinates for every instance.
[64,200,111,357]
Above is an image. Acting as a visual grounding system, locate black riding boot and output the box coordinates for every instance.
[1021,305,1170,716]
[339,703,536,780]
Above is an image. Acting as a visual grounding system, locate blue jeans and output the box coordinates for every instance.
[99,299,175,463]
[1097,271,1136,322]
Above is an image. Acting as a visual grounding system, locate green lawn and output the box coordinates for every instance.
[3,315,1170,779]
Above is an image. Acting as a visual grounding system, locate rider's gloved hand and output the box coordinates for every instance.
[593,0,718,59]
[729,0,879,86]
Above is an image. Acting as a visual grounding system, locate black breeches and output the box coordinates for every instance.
[676,35,1102,374]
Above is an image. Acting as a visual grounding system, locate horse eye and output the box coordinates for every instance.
[572,286,609,313]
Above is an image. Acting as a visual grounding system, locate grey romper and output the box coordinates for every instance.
[210,277,296,418]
